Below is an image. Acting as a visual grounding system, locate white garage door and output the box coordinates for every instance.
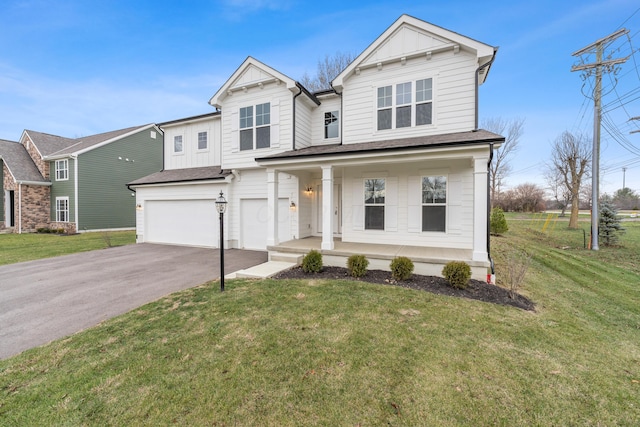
[240,198,290,250]
[145,200,218,247]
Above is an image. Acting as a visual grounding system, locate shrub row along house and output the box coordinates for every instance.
[0,126,163,233]
[128,14,504,280]
[1,15,503,279]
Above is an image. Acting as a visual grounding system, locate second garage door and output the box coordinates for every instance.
[240,198,290,250]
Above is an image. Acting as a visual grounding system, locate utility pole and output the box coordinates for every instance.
[622,167,627,189]
[571,28,629,251]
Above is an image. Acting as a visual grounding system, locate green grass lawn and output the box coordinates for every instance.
[0,231,136,266]
[1,221,639,425]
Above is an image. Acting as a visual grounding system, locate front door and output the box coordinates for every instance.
[316,183,342,235]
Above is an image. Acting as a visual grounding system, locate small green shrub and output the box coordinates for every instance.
[347,254,369,278]
[390,256,414,281]
[490,207,508,235]
[442,261,472,289]
[302,249,323,273]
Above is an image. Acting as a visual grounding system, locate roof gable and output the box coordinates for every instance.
[333,14,496,90]
[0,139,48,184]
[209,56,299,108]
[47,124,156,158]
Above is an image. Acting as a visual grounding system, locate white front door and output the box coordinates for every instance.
[316,184,342,235]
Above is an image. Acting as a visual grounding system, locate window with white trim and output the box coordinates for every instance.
[173,135,183,153]
[324,111,339,139]
[55,159,68,181]
[56,197,69,222]
[376,78,433,131]
[240,102,270,150]
[364,178,385,230]
[422,176,446,232]
[197,131,208,150]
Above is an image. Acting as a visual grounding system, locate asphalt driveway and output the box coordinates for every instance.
[0,244,267,360]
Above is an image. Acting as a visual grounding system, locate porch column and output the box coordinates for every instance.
[473,157,488,262]
[266,168,279,247]
[321,165,334,250]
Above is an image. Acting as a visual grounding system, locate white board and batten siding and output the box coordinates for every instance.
[220,82,293,171]
[341,46,479,145]
[163,117,221,171]
[342,160,476,249]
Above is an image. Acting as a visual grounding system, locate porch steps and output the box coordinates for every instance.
[232,261,297,279]
[269,252,303,264]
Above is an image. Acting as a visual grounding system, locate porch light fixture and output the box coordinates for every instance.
[215,191,227,292]
[290,201,296,210]
[305,186,313,195]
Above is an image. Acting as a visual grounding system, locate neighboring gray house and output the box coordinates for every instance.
[0,125,163,233]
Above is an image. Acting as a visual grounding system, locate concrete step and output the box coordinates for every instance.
[234,261,297,279]
[269,252,303,264]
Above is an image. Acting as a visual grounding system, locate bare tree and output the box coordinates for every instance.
[299,52,356,92]
[481,117,525,206]
[549,131,591,228]
[545,169,571,216]
[495,183,545,212]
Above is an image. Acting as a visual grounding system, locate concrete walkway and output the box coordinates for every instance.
[0,244,267,360]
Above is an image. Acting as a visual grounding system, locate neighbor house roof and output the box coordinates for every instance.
[128,166,230,187]
[0,139,49,184]
[24,124,157,160]
[257,129,504,163]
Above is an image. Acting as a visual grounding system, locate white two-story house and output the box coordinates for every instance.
[129,14,504,280]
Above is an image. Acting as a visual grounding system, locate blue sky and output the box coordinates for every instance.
[1,0,639,194]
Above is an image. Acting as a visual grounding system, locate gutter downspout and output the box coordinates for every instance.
[292,85,303,150]
[73,155,79,232]
[474,48,498,130]
[18,183,21,234]
[487,143,495,283]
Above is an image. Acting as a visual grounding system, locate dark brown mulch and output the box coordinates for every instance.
[274,266,535,311]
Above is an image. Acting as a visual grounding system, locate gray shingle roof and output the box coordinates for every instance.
[128,166,229,186]
[0,139,48,183]
[257,129,504,162]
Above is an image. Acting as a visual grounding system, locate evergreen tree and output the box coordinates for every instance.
[599,201,625,246]
[490,207,509,235]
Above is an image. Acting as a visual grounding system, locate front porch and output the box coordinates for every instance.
[267,237,490,281]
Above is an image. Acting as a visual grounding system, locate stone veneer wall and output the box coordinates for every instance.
[18,184,51,232]
[23,134,50,179]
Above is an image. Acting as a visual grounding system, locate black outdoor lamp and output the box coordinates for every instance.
[215,191,227,291]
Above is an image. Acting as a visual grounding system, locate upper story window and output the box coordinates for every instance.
[55,159,68,181]
[324,111,339,139]
[377,78,433,131]
[198,132,208,150]
[240,102,270,150]
[422,176,446,232]
[364,178,385,230]
[173,135,183,153]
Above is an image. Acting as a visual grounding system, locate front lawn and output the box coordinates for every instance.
[0,231,136,266]
[0,221,639,425]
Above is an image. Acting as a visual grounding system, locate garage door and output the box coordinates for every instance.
[240,198,289,250]
[145,200,218,247]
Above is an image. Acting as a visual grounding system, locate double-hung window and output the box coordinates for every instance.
[364,178,385,230]
[240,102,271,150]
[56,197,69,222]
[422,176,446,232]
[55,159,68,181]
[324,111,339,139]
[376,78,433,130]
[173,135,183,153]
[197,132,208,150]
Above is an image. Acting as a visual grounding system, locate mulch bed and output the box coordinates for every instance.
[274,266,535,311]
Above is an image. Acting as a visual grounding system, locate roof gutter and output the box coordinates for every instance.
[292,85,303,150]
[475,48,498,130]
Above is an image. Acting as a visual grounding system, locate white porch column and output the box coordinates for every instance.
[321,165,334,250]
[266,168,279,247]
[473,157,489,262]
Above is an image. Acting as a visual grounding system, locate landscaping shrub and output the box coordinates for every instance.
[442,261,472,289]
[490,207,508,235]
[302,249,323,273]
[390,256,414,281]
[347,254,369,278]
